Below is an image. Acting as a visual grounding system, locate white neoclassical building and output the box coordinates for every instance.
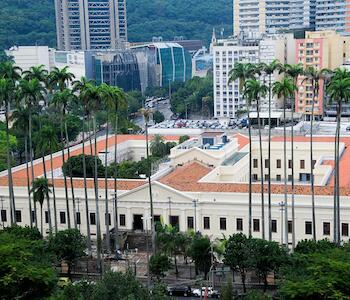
[0,132,349,245]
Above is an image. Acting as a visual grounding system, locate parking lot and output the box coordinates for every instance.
[152,118,246,130]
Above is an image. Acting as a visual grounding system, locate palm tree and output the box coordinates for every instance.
[0,61,21,224]
[18,78,46,228]
[326,70,350,244]
[140,107,156,254]
[259,60,280,241]
[36,125,59,233]
[282,63,304,248]
[0,78,16,224]
[228,63,256,236]
[273,78,296,247]
[51,89,77,229]
[12,107,33,226]
[49,66,75,92]
[73,77,94,252]
[244,78,268,239]
[31,178,52,235]
[302,66,330,242]
[80,83,103,270]
[22,65,49,106]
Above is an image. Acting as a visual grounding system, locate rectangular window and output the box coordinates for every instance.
[76,212,81,225]
[1,209,7,222]
[119,214,126,227]
[90,213,96,225]
[277,159,281,169]
[253,159,258,168]
[15,210,22,223]
[288,160,292,169]
[170,216,179,228]
[253,219,260,232]
[272,220,277,233]
[253,174,258,181]
[264,174,269,181]
[220,218,227,230]
[32,211,36,223]
[342,223,349,237]
[276,175,281,181]
[312,160,316,168]
[45,211,49,224]
[288,175,293,182]
[204,217,210,229]
[60,212,66,224]
[300,160,305,169]
[154,215,161,225]
[305,221,312,235]
[187,216,194,229]
[105,213,111,226]
[288,221,293,233]
[323,222,330,236]
[265,159,269,169]
[236,218,243,231]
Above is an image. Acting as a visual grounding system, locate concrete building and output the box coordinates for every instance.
[192,48,213,78]
[5,46,53,72]
[54,0,127,51]
[1,132,350,245]
[233,0,316,36]
[212,34,295,119]
[315,0,350,35]
[295,31,350,118]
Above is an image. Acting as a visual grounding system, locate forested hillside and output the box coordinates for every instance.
[0,0,232,51]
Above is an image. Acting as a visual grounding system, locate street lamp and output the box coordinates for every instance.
[279,201,285,245]
[192,199,198,232]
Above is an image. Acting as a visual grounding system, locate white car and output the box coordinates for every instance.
[192,287,220,298]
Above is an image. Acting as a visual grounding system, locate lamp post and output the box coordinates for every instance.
[192,199,198,232]
[0,196,4,228]
[142,216,152,290]
[279,201,285,245]
[76,197,81,231]
[168,196,172,225]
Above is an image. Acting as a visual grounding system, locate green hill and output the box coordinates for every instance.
[0,0,232,51]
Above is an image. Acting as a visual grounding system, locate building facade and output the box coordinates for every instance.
[315,0,350,35]
[233,0,316,36]
[54,0,127,51]
[295,31,350,118]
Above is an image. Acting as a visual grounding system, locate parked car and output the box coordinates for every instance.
[167,285,192,297]
[192,287,220,298]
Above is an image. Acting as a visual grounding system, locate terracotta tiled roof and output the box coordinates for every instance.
[0,134,178,188]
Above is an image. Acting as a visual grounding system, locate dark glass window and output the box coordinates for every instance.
[45,211,49,224]
[204,217,210,229]
[90,213,96,225]
[300,160,305,169]
[323,222,330,235]
[1,209,7,222]
[60,212,66,224]
[277,159,281,168]
[105,213,111,226]
[288,221,293,233]
[187,216,194,229]
[305,221,312,235]
[220,218,227,230]
[253,159,258,168]
[272,220,277,233]
[76,212,81,225]
[15,210,22,223]
[170,216,179,228]
[236,218,243,231]
[253,219,260,232]
[119,214,126,226]
[342,223,349,237]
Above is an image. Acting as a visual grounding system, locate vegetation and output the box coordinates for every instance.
[0,0,232,51]
[153,110,165,123]
[149,254,172,281]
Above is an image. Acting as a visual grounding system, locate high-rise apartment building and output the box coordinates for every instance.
[315,0,350,35]
[295,31,350,118]
[233,0,316,35]
[55,0,127,51]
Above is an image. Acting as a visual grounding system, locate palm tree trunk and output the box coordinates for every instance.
[40,204,43,235]
[310,80,316,241]
[104,113,111,253]
[82,114,91,253]
[283,102,288,247]
[60,113,71,229]
[88,116,93,155]
[65,122,77,229]
[29,110,38,228]
[336,101,342,244]
[25,136,33,227]
[247,107,252,237]
[50,148,58,234]
[257,99,265,240]
[5,105,16,225]
[93,116,102,272]
[145,122,156,254]
[41,140,52,233]
[333,110,339,243]
[291,81,296,249]
[268,77,272,241]
[113,112,119,251]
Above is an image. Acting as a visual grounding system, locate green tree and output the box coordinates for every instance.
[150,134,167,158]
[224,233,251,293]
[150,253,172,281]
[0,227,57,299]
[153,110,165,123]
[221,275,234,300]
[294,239,336,254]
[48,229,86,278]
[179,135,190,144]
[188,234,212,280]
[91,271,149,300]
[30,177,52,235]
[62,154,105,178]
